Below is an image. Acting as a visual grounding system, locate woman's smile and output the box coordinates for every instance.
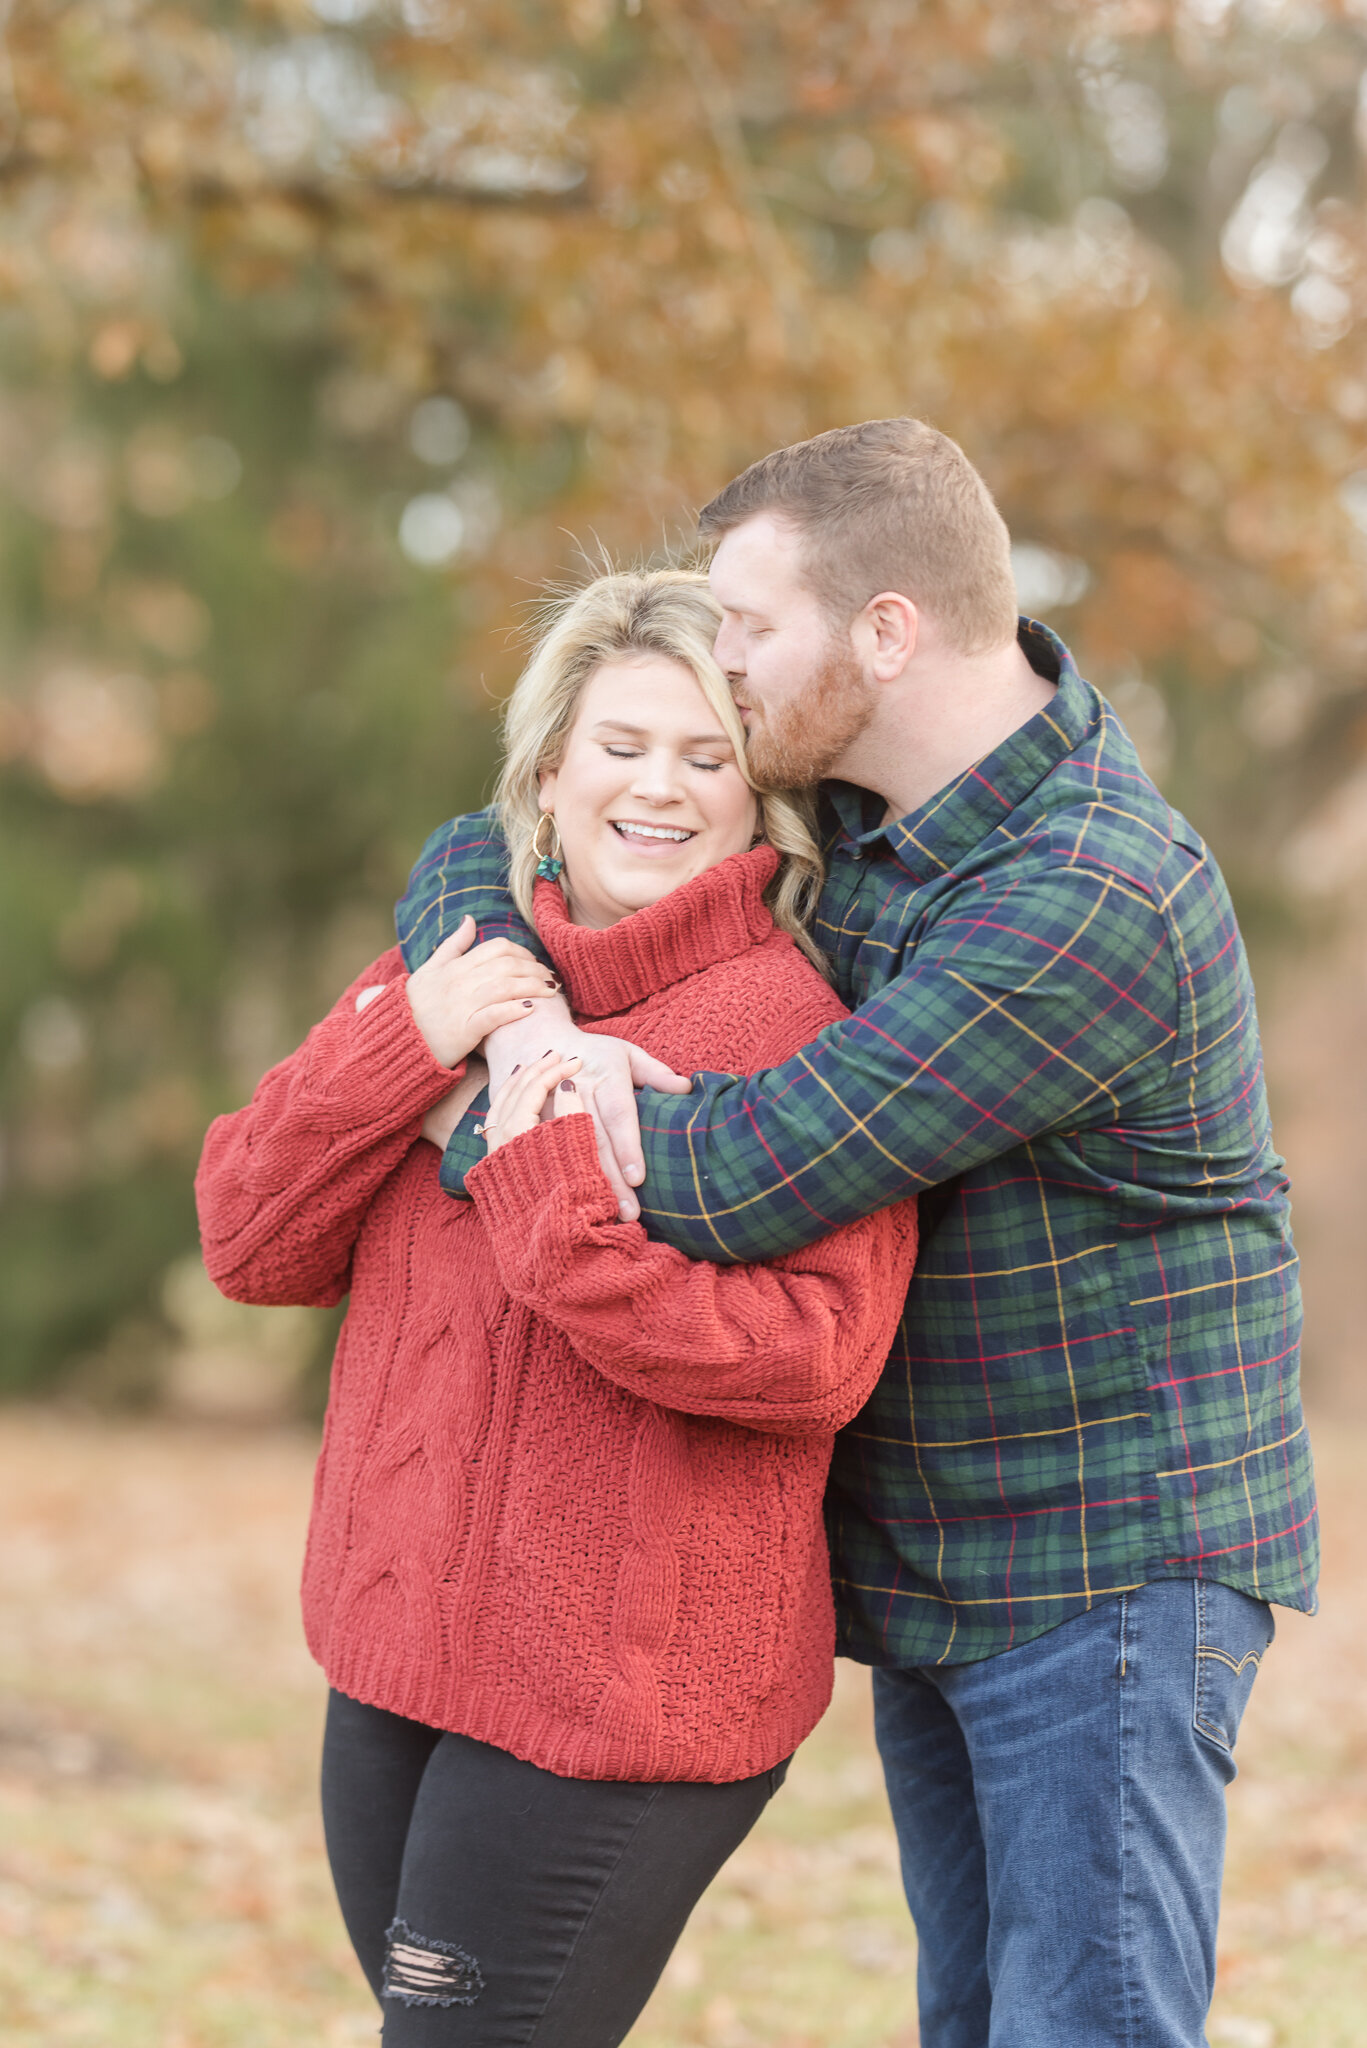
[537,653,759,928]
[609,817,698,850]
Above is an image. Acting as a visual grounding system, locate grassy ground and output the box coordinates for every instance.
[1,1407,1362,2047]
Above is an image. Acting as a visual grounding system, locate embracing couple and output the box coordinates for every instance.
[197,419,1317,2048]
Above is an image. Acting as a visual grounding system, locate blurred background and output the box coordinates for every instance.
[2,3,1367,2043]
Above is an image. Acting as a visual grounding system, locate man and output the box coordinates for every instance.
[398,420,1317,2048]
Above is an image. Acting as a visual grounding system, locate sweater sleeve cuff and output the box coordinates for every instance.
[466,1113,617,1241]
[311,978,461,1128]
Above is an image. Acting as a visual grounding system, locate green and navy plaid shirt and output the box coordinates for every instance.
[397,621,1317,1667]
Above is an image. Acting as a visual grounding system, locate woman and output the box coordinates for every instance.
[196,570,918,2047]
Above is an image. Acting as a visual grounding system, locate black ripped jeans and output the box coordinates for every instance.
[321,1689,788,2048]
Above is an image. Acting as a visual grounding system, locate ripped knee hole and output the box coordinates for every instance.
[382,1918,485,2008]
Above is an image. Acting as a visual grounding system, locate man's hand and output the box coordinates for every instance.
[484,1000,690,1220]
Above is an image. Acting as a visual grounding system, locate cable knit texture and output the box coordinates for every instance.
[196,845,919,1782]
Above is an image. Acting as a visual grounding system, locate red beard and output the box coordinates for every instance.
[739,637,878,789]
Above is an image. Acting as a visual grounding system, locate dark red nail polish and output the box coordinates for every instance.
[559,1078,577,1093]
[511,1064,521,1074]
[522,1000,534,1009]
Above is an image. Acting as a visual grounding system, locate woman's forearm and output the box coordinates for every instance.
[468,1115,917,1436]
[197,950,458,1306]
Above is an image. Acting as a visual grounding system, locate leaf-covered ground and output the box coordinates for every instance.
[1,1408,1361,2047]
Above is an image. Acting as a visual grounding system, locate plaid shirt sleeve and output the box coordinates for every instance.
[397,806,545,964]
[630,859,1181,1262]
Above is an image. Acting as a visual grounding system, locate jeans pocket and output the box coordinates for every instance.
[1193,1580,1275,1753]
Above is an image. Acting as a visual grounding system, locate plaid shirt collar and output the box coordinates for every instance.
[822,618,1087,886]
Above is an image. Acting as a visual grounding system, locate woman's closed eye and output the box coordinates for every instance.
[603,744,726,772]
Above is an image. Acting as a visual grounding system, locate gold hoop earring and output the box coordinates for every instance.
[533,813,564,880]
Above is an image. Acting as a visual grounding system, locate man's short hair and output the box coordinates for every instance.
[698,418,1018,656]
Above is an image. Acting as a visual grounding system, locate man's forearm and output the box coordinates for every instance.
[626,867,1179,1264]
[397,807,543,972]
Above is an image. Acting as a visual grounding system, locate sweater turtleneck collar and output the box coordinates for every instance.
[533,843,780,1019]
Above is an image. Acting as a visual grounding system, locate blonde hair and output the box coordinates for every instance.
[495,569,828,970]
[699,417,1018,655]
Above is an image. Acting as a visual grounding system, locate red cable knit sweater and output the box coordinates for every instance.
[196,846,918,1782]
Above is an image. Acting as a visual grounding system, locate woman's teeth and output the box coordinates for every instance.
[612,822,695,842]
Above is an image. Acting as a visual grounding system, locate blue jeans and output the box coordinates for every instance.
[872,1578,1274,2048]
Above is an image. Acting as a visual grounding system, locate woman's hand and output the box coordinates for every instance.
[483,1007,691,1218]
[405,917,560,1068]
[482,1050,588,1153]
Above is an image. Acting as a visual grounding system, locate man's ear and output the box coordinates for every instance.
[858,592,918,681]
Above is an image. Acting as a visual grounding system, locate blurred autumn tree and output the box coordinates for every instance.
[4,0,1367,1397]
